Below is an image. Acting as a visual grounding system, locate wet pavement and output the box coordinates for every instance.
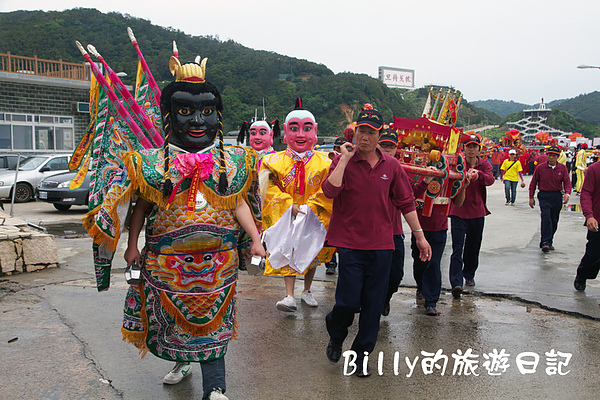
[2,177,600,399]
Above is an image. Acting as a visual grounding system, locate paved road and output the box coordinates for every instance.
[2,176,600,399]
[10,176,597,319]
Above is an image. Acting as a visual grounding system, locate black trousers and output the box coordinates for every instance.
[538,191,562,247]
[449,216,485,288]
[577,230,600,279]
[326,247,393,362]
[385,234,405,306]
[412,230,447,307]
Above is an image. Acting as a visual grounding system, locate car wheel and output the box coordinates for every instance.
[53,204,72,211]
[14,183,32,203]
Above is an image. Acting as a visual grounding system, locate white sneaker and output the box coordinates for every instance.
[276,295,297,312]
[162,362,192,385]
[301,290,318,307]
[207,388,228,400]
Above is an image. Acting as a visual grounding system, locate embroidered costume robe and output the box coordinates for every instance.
[256,146,275,168]
[260,148,334,276]
[84,145,260,362]
[576,149,590,193]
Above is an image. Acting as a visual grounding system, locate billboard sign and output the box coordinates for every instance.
[378,66,415,89]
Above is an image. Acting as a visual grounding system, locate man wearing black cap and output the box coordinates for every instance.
[448,134,494,297]
[333,136,348,153]
[574,155,600,291]
[529,145,571,253]
[322,105,431,377]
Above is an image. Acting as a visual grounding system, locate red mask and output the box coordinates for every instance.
[284,114,318,153]
[248,121,273,151]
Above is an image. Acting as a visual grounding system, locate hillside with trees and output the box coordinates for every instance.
[0,8,501,136]
[553,92,600,124]
[470,99,531,117]
[481,108,600,139]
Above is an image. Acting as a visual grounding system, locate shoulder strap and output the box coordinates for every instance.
[505,160,518,172]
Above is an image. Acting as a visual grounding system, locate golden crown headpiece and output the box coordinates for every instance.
[169,41,208,83]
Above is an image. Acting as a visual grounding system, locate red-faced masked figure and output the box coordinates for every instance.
[237,119,280,166]
[283,110,318,153]
[259,98,334,313]
[249,121,274,151]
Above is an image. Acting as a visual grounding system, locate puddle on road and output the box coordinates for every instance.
[43,222,88,238]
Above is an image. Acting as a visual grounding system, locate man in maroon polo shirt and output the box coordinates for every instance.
[322,105,431,377]
[449,134,495,298]
[574,159,600,291]
[529,145,571,253]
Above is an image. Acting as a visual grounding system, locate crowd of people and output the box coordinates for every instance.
[84,52,600,397]
[489,142,599,194]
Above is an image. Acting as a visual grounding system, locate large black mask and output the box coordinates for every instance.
[169,91,218,152]
[160,81,223,153]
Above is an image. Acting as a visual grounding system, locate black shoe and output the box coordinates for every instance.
[548,245,555,251]
[465,278,476,287]
[541,245,550,253]
[326,340,342,363]
[382,303,390,316]
[451,286,463,299]
[238,264,247,271]
[425,306,438,316]
[355,364,371,378]
[416,290,425,300]
[574,275,586,292]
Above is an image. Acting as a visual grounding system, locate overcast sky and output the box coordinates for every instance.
[2,0,599,104]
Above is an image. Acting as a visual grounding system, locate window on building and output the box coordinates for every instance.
[0,113,75,151]
[0,125,10,149]
[39,116,54,124]
[13,125,33,149]
[35,126,55,150]
[55,127,74,150]
[12,114,27,122]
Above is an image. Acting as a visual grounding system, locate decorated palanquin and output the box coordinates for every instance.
[260,148,335,276]
[85,145,260,362]
[389,88,474,217]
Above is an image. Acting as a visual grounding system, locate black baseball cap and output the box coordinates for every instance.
[334,137,348,146]
[356,107,384,130]
[547,146,561,155]
[464,134,482,146]
[378,128,399,146]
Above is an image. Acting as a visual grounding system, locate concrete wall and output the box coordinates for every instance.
[0,72,90,144]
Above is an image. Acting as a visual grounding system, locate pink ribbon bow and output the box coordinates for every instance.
[174,153,214,180]
[167,152,215,210]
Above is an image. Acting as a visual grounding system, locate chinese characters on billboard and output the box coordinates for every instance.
[379,66,415,89]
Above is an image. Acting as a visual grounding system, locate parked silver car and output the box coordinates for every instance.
[0,154,28,170]
[0,154,71,202]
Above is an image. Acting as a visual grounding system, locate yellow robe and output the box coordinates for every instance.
[261,149,335,276]
[576,149,590,193]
